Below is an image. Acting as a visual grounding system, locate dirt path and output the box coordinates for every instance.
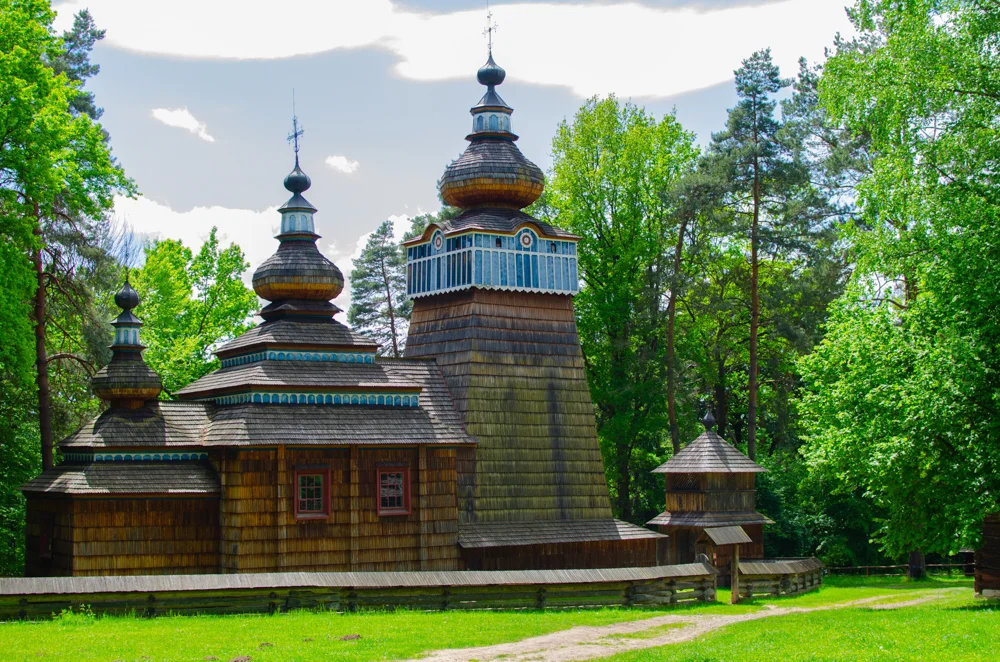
[414,589,958,662]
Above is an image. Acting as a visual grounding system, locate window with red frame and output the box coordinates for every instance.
[294,469,329,519]
[377,466,410,515]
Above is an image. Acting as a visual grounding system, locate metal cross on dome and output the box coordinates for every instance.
[483,2,498,53]
[287,90,304,156]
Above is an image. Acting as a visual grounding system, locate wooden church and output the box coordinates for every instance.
[20,48,664,577]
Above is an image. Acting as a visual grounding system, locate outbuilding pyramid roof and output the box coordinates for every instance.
[653,430,766,474]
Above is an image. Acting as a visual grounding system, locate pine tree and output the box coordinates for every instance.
[705,49,835,459]
[348,220,408,358]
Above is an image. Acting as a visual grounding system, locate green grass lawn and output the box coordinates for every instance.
[0,576,991,662]
[0,605,671,662]
[605,577,999,662]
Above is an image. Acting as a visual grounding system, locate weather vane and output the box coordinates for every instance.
[287,89,304,157]
[483,1,497,54]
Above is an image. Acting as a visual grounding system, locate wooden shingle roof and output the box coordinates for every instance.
[701,525,753,546]
[60,359,474,449]
[205,404,472,446]
[739,557,823,575]
[59,402,210,449]
[216,318,377,357]
[21,463,220,496]
[652,430,766,474]
[175,361,419,398]
[647,510,774,527]
[458,518,663,549]
[439,207,578,240]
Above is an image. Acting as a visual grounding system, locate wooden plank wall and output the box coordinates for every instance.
[975,512,1000,596]
[661,524,764,567]
[664,473,756,513]
[712,524,765,576]
[462,537,664,571]
[26,496,220,577]
[25,498,74,577]
[406,290,614,523]
[219,447,460,574]
[0,573,717,620]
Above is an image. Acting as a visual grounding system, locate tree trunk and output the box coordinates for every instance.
[33,231,54,471]
[665,216,689,455]
[614,453,631,521]
[747,153,761,461]
[714,351,728,438]
[378,252,400,359]
[908,550,926,579]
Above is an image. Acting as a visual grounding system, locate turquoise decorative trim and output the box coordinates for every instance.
[212,392,420,407]
[64,452,209,462]
[221,350,376,368]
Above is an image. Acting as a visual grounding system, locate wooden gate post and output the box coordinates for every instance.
[731,545,740,604]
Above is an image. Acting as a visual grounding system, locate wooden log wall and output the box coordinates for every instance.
[27,496,220,577]
[219,446,460,574]
[406,290,614,523]
[975,512,1000,597]
[739,568,823,598]
[0,567,717,620]
[461,537,665,571]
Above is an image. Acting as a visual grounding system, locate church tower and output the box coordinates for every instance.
[404,46,665,569]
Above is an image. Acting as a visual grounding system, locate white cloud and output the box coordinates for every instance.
[114,196,423,322]
[325,155,360,174]
[113,195,276,286]
[150,107,215,142]
[54,0,854,99]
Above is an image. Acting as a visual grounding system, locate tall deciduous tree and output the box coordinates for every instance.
[131,229,257,395]
[800,0,1000,556]
[349,219,408,357]
[0,0,132,471]
[543,96,698,520]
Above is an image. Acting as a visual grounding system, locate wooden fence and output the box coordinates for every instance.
[738,558,824,599]
[827,563,971,577]
[0,564,717,620]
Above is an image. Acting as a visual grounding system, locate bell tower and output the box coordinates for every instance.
[404,43,664,569]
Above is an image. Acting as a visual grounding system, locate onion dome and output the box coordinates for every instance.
[439,51,544,210]
[91,278,163,408]
[477,52,506,87]
[252,156,345,321]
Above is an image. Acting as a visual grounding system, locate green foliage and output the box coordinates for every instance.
[131,229,257,396]
[800,0,1000,556]
[348,219,408,357]
[543,96,698,520]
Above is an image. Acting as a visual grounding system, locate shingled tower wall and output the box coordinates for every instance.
[404,50,664,569]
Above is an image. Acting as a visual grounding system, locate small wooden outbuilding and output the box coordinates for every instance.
[648,413,773,581]
[976,513,1000,599]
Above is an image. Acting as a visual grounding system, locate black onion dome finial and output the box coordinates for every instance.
[477,52,506,87]
[283,160,311,194]
[114,277,140,312]
[284,92,311,194]
[702,409,717,431]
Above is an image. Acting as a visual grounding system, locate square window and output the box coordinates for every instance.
[294,469,330,519]
[377,466,411,516]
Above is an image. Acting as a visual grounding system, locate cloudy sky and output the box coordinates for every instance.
[52,0,854,313]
